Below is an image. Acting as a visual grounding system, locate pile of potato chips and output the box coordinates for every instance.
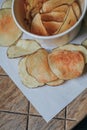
[0,0,87,88]
[24,0,81,36]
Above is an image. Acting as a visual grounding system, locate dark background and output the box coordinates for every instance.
[73,116,87,130]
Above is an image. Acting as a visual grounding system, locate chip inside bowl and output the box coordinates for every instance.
[58,6,77,34]
[24,0,81,36]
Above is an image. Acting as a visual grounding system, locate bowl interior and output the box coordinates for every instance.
[13,0,27,30]
[13,0,86,39]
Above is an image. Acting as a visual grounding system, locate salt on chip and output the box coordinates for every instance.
[53,44,87,64]
[1,0,12,9]
[18,57,44,88]
[26,48,58,84]
[7,39,41,58]
[0,9,22,47]
[48,50,85,80]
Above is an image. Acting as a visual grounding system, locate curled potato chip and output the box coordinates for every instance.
[52,4,69,13]
[31,13,48,36]
[1,0,12,9]
[18,57,44,88]
[26,48,58,84]
[72,1,81,20]
[48,50,85,80]
[43,21,62,35]
[7,39,41,58]
[58,6,77,34]
[53,44,87,64]
[41,0,75,13]
[0,9,22,46]
[46,79,64,86]
[81,39,87,49]
[41,12,66,22]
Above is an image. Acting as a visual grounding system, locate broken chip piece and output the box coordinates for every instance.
[7,39,41,58]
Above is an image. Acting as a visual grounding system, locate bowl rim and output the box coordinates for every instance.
[12,0,87,40]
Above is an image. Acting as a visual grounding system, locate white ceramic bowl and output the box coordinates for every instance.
[12,0,87,49]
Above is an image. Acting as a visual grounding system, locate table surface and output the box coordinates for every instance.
[0,66,87,130]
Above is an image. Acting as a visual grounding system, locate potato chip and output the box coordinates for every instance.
[46,79,64,86]
[41,12,66,22]
[53,44,87,64]
[72,1,81,20]
[7,39,41,58]
[31,13,48,36]
[48,50,85,80]
[43,21,62,35]
[31,4,42,17]
[52,4,69,13]
[24,0,80,36]
[26,48,58,84]
[0,9,22,46]
[58,6,77,33]
[81,39,87,49]
[18,57,44,88]
[41,0,75,13]
[1,0,12,9]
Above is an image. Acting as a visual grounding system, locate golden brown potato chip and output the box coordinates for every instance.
[26,48,58,84]
[46,79,64,86]
[24,0,41,19]
[58,6,77,33]
[1,0,12,8]
[43,21,62,35]
[0,9,22,46]
[53,44,87,64]
[81,39,87,49]
[41,12,66,22]
[41,0,75,13]
[31,13,48,36]
[52,4,69,13]
[18,57,44,88]
[31,4,42,17]
[72,1,81,20]
[7,39,41,58]
[26,0,37,8]
[48,50,85,80]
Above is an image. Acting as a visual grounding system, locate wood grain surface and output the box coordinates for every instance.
[0,66,87,130]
